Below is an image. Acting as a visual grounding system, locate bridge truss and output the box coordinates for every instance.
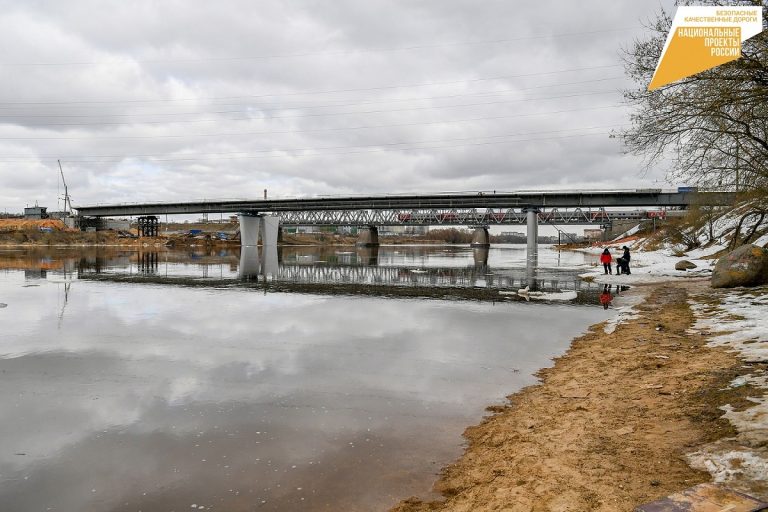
[275,207,667,227]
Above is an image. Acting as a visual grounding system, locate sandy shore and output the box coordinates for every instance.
[391,279,761,511]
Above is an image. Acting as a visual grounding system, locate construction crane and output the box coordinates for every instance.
[57,160,73,215]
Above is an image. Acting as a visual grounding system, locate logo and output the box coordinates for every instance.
[649,6,763,90]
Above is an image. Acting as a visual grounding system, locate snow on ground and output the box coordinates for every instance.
[498,289,578,301]
[577,242,721,286]
[602,294,643,335]
[576,201,767,287]
[687,288,768,497]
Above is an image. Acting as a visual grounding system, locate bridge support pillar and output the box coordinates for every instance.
[238,213,261,246]
[470,226,490,247]
[525,207,539,268]
[137,215,159,237]
[356,226,379,247]
[260,215,280,248]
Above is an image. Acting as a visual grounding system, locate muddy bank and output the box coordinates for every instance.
[392,280,758,511]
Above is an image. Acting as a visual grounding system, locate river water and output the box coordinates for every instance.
[0,244,610,511]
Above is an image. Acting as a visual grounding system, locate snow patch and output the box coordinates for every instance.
[688,448,768,485]
[687,288,768,496]
[602,289,645,334]
[499,289,578,302]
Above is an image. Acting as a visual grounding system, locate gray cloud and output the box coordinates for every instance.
[0,0,676,212]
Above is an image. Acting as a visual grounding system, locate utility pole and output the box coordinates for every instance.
[57,160,72,215]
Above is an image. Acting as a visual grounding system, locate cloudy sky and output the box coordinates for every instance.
[0,0,677,213]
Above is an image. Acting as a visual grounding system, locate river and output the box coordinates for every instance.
[0,244,611,511]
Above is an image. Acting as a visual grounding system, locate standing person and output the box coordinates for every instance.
[600,248,612,274]
[621,246,631,275]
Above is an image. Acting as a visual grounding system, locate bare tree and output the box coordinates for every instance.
[619,0,768,197]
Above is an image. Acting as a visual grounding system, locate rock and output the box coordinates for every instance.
[711,244,768,288]
[675,260,697,270]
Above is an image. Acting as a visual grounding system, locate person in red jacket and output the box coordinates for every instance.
[600,248,613,275]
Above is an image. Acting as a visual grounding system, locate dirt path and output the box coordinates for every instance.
[392,281,756,512]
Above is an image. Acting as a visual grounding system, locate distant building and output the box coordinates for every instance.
[295,225,322,234]
[380,225,428,237]
[497,231,527,243]
[24,206,48,219]
[102,219,131,231]
[584,228,604,241]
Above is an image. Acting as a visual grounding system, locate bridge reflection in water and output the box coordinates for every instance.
[74,245,602,304]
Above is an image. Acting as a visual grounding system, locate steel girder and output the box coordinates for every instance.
[276,207,647,226]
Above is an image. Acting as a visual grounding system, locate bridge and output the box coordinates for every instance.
[77,189,729,218]
[76,189,734,263]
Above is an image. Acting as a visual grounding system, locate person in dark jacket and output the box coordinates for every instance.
[600,248,612,274]
[617,246,631,275]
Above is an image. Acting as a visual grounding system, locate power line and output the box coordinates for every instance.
[0,83,624,118]
[0,104,624,140]
[2,27,640,67]
[0,76,626,111]
[0,124,623,161]
[0,64,622,106]
[0,90,619,125]
[0,132,617,164]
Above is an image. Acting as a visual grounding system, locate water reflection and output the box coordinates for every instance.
[472,247,488,271]
[68,245,601,303]
[599,284,630,309]
[138,251,159,274]
[238,246,260,281]
[0,246,611,511]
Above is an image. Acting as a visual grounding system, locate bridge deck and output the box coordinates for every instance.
[76,190,734,218]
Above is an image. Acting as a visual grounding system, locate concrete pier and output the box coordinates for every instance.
[260,215,280,247]
[525,208,539,268]
[238,214,261,247]
[238,213,280,247]
[470,227,490,247]
[356,226,379,247]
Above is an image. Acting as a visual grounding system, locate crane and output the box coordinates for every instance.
[57,160,73,215]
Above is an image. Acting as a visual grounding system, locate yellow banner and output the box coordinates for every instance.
[649,7,763,91]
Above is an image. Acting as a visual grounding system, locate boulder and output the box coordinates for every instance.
[711,244,768,288]
[675,260,698,271]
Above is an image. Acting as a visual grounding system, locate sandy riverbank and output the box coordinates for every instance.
[391,278,765,511]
